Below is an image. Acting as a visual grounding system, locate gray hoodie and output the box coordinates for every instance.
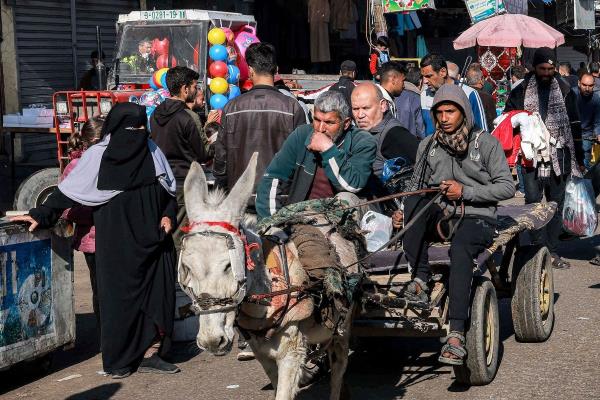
[416,84,515,219]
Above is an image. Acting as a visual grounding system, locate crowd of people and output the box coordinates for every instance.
[11,41,600,376]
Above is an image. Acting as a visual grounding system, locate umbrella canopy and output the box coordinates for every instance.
[453,14,565,50]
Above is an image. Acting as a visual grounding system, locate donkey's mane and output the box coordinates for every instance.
[205,188,228,209]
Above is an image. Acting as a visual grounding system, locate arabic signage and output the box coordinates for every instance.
[382,0,436,12]
[465,0,507,23]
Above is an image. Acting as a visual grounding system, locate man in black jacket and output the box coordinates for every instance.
[214,42,306,196]
[329,60,358,108]
[504,47,584,270]
[150,66,212,250]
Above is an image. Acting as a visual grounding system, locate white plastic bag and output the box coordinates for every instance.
[562,177,597,237]
[360,211,393,252]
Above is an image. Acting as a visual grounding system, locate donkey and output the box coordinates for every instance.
[179,153,358,400]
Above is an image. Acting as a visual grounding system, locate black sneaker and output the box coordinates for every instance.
[111,367,132,379]
[138,354,180,374]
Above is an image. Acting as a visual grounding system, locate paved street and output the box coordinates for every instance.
[1,235,600,400]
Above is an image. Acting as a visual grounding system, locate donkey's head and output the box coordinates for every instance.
[179,153,257,356]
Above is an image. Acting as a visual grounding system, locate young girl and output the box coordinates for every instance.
[61,117,104,334]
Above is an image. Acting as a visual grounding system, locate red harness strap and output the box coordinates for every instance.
[181,220,259,270]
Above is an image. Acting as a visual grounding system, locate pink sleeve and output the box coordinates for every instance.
[60,158,78,182]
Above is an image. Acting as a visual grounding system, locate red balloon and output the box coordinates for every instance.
[209,61,228,78]
[156,54,177,69]
[241,79,254,91]
[152,38,169,56]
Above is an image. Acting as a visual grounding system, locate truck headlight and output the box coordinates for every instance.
[56,101,68,115]
[100,100,113,115]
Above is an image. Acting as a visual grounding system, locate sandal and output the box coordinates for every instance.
[390,278,429,304]
[590,255,600,266]
[551,255,571,270]
[439,331,467,366]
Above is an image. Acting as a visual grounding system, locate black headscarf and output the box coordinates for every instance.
[97,102,156,191]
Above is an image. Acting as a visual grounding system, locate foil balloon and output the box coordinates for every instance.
[152,67,169,88]
[207,27,226,45]
[228,85,241,100]
[209,77,228,94]
[209,61,228,78]
[156,54,177,69]
[226,65,240,84]
[222,27,235,44]
[210,94,228,110]
[157,88,170,98]
[160,73,168,90]
[209,45,227,62]
[148,76,158,90]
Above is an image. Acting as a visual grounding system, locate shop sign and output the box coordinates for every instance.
[382,0,436,12]
[465,0,507,23]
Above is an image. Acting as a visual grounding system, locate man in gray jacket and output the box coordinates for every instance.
[398,84,514,366]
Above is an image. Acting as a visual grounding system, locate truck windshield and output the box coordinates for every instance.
[115,22,203,81]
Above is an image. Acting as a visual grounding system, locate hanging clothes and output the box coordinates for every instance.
[330,0,354,32]
[417,35,428,58]
[308,0,331,63]
[339,2,359,40]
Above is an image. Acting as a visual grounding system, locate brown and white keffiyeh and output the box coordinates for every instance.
[433,120,471,157]
[524,77,581,177]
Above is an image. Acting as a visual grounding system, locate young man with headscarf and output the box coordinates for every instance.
[398,84,514,366]
[504,47,584,270]
[11,103,180,378]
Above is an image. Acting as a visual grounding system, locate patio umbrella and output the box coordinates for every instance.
[453,14,565,50]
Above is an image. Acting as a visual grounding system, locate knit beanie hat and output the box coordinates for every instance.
[532,47,557,67]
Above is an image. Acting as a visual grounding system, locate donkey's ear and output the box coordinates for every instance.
[184,162,208,221]
[224,152,258,218]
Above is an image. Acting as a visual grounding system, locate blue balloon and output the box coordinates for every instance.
[160,73,168,89]
[228,85,241,100]
[210,94,228,110]
[209,45,228,62]
[226,65,240,84]
[148,77,158,90]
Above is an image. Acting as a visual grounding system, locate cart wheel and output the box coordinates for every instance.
[511,246,554,342]
[13,167,60,210]
[454,277,499,386]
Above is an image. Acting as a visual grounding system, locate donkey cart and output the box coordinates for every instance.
[353,202,557,386]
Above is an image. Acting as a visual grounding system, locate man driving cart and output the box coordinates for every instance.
[395,84,515,365]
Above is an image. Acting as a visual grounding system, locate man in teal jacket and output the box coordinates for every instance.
[256,90,377,219]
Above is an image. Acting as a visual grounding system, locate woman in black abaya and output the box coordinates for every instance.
[12,103,180,378]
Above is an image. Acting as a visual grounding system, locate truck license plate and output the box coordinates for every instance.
[142,10,187,20]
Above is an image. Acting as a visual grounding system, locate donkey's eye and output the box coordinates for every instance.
[224,263,231,272]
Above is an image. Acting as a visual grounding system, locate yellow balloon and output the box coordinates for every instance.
[208,28,226,45]
[209,77,228,94]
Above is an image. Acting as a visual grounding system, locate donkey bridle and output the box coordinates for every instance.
[178,222,249,315]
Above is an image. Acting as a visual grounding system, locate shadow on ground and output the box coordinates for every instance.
[64,383,122,400]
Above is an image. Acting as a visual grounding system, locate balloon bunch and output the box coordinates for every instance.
[207,27,241,110]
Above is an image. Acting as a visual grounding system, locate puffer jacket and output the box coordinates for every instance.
[213,85,306,191]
